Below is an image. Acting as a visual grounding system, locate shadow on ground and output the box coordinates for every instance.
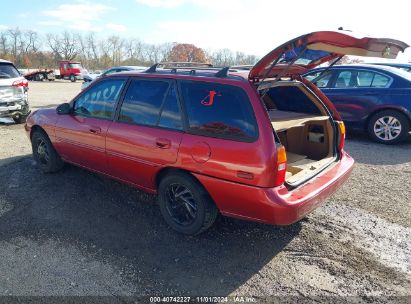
[0,156,301,295]
[345,130,411,165]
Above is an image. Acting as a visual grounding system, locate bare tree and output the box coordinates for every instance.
[0,31,8,56]
[46,33,62,61]
[6,27,21,62]
[60,31,79,60]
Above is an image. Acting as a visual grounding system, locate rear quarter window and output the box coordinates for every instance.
[179,81,258,141]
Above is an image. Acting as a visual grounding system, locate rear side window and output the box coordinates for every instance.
[179,81,257,141]
[0,63,20,79]
[371,74,390,87]
[119,79,183,130]
[357,71,374,87]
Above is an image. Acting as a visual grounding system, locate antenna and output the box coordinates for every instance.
[145,63,159,73]
[215,67,229,78]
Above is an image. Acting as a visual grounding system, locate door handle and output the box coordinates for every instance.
[89,126,101,134]
[155,138,171,149]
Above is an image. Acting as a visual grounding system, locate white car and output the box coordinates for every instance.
[0,59,29,123]
[81,66,147,90]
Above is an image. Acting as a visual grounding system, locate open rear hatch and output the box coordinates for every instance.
[250,30,409,186]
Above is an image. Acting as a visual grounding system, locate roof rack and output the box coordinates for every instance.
[145,63,232,78]
[158,62,213,68]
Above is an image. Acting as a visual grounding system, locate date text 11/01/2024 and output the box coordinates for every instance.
[149,296,257,303]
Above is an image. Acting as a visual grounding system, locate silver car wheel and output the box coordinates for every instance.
[373,116,402,141]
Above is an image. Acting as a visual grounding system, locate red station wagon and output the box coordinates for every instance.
[25,31,408,235]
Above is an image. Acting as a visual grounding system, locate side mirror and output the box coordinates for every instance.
[56,103,72,115]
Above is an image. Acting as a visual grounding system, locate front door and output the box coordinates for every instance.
[106,78,184,190]
[54,78,126,173]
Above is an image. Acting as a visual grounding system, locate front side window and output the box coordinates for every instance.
[335,71,352,88]
[119,79,182,130]
[305,71,332,88]
[180,81,257,141]
[74,78,125,119]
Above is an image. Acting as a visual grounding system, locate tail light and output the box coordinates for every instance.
[274,145,287,186]
[337,121,346,151]
[12,79,28,87]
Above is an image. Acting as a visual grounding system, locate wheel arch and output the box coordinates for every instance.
[30,125,48,140]
[155,167,198,189]
[365,106,411,130]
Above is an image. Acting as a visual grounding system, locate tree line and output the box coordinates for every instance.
[0,27,259,70]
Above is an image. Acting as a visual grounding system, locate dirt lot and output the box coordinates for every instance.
[0,81,410,301]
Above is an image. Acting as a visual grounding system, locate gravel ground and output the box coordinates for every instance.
[0,81,410,302]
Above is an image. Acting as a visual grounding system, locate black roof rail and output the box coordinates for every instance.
[145,63,159,73]
[215,67,230,78]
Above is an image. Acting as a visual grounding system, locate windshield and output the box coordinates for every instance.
[0,63,20,79]
[69,63,82,69]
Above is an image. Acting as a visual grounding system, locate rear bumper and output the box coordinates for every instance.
[0,101,30,119]
[194,151,354,225]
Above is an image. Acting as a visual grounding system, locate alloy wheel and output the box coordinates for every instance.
[373,116,402,141]
[165,183,198,226]
[36,139,50,165]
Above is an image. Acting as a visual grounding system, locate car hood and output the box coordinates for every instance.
[249,30,409,81]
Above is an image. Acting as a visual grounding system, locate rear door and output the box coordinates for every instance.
[106,78,184,190]
[321,69,391,124]
[54,78,126,172]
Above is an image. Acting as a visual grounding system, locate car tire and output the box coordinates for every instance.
[12,114,26,124]
[70,74,76,82]
[158,172,218,235]
[368,110,410,144]
[32,130,64,173]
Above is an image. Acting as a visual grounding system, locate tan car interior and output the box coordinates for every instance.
[260,82,336,184]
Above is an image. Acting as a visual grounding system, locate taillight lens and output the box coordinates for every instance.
[337,121,346,151]
[12,79,28,87]
[274,145,287,186]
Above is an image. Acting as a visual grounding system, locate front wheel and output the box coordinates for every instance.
[32,131,64,173]
[70,74,76,82]
[368,110,410,144]
[158,172,218,235]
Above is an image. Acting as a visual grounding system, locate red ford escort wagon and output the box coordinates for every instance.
[25,31,408,235]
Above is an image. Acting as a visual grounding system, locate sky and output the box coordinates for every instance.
[1,0,411,61]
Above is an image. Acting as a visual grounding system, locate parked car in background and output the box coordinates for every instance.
[0,59,30,123]
[367,62,411,72]
[304,64,411,144]
[81,66,147,90]
[25,31,407,234]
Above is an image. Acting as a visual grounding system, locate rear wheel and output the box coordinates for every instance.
[158,172,218,235]
[368,110,410,144]
[32,130,64,173]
